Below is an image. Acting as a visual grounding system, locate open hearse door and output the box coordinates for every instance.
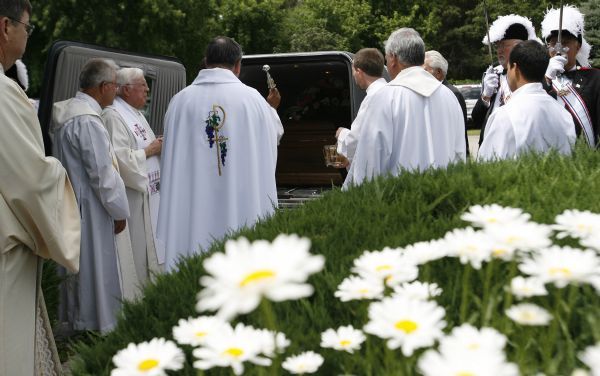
[38,41,187,156]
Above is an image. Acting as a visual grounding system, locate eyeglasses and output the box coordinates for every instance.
[122,83,149,89]
[8,17,34,36]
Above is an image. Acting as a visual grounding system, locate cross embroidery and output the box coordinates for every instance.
[205,105,228,176]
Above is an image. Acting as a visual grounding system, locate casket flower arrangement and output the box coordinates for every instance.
[108,204,600,376]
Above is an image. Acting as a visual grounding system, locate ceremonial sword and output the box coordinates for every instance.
[482,0,494,66]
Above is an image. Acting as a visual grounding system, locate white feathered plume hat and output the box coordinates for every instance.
[15,59,29,91]
[541,5,591,67]
[482,14,537,45]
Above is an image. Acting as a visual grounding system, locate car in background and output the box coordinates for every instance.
[456,83,481,128]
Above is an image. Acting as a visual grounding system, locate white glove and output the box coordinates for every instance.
[482,66,499,97]
[545,55,567,80]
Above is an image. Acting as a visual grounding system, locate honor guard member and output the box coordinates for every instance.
[542,5,600,147]
[472,14,537,146]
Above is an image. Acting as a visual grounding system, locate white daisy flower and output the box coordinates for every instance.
[351,247,418,286]
[363,296,446,356]
[193,323,272,375]
[444,227,494,269]
[255,329,291,357]
[172,316,228,347]
[461,204,531,228]
[391,281,442,301]
[282,351,324,374]
[320,325,366,353]
[581,235,600,252]
[509,276,548,299]
[111,338,184,376]
[418,348,519,376]
[484,222,553,258]
[401,240,448,265]
[553,209,600,240]
[506,303,552,326]
[196,234,325,320]
[334,275,384,302]
[519,246,600,288]
[437,324,508,357]
[579,342,600,376]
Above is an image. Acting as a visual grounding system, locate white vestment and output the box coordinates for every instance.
[343,66,466,189]
[52,92,130,332]
[478,83,576,160]
[158,68,283,271]
[102,97,162,289]
[0,65,80,376]
[337,77,387,162]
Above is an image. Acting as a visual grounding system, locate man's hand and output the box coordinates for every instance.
[114,219,126,234]
[482,65,499,98]
[545,55,567,81]
[145,137,163,157]
[266,88,281,109]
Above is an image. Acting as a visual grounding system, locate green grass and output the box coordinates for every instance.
[66,144,600,375]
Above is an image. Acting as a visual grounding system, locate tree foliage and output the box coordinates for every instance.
[22,0,593,95]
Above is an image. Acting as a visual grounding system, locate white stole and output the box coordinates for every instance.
[552,80,595,147]
[112,97,165,264]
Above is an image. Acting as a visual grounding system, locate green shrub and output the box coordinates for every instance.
[69,145,600,375]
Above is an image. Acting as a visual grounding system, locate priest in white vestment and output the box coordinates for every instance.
[336,48,387,165]
[158,36,283,271]
[343,28,466,189]
[102,68,162,292]
[1,2,80,375]
[479,40,575,160]
[52,59,131,333]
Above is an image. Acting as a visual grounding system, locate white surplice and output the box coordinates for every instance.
[343,66,466,189]
[52,92,130,332]
[102,97,162,289]
[158,68,283,271]
[337,77,387,162]
[478,83,576,161]
[1,65,80,376]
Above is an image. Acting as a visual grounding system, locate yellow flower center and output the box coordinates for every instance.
[358,288,370,294]
[492,248,508,257]
[520,311,535,321]
[467,343,480,350]
[486,217,498,223]
[456,372,476,376]
[224,347,244,358]
[577,223,590,232]
[138,359,159,371]
[394,320,418,334]
[549,267,572,277]
[239,270,276,287]
[376,264,392,272]
[195,331,207,338]
[339,340,352,347]
[505,236,519,245]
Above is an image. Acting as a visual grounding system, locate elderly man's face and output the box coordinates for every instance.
[423,58,444,82]
[122,77,149,110]
[494,39,521,68]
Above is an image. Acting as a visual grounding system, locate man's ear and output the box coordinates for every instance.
[233,60,242,77]
[0,17,10,41]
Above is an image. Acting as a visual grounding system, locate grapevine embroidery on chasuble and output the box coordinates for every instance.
[204,105,229,176]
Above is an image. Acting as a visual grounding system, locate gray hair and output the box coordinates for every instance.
[79,58,119,89]
[424,50,448,77]
[384,28,425,67]
[117,67,145,86]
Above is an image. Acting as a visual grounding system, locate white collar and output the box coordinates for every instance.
[388,66,441,97]
[192,67,241,85]
[366,77,387,94]
[0,63,4,75]
[511,82,544,97]
[76,91,102,114]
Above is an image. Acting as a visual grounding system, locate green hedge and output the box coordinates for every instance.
[69,145,600,375]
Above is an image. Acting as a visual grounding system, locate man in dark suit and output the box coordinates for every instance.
[472,15,538,146]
